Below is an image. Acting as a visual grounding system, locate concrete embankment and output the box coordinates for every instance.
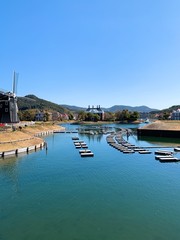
[137,121,180,138]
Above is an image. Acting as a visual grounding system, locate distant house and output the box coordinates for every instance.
[73,113,78,120]
[35,111,44,121]
[60,113,69,121]
[35,111,52,121]
[86,105,104,120]
[171,109,180,120]
[52,111,61,121]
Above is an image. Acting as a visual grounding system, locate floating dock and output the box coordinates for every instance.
[106,130,153,155]
[72,139,94,157]
[155,155,173,160]
[80,152,94,157]
[159,157,180,162]
[155,150,173,155]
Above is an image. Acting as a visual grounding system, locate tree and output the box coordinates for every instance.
[104,112,115,121]
[20,109,36,121]
[43,112,49,122]
[162,112,170,120]
[78,111,87,121]
[115,110,139,122]
[129,111,139,121]
[93,114,100,122]
[68,113,74,120]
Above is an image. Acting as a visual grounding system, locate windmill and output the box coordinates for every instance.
[0,71,19,123]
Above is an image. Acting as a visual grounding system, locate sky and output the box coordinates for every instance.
[0,0,180,110]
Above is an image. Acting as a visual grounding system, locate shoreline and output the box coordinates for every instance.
[138,120,180,138]
[1,120,180,157]
[0,122,64,156]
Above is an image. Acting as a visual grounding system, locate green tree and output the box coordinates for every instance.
[129,111,139,121]
[93,114,100,122]
[78,111,87,121]
[68,113,74,120]
[43,112,49,122]
[21,109,36,121]
[104,112,115,121]
[162,112,170,120]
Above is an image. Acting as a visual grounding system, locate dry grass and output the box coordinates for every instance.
[142,120,180,130]
[0,123,64,152]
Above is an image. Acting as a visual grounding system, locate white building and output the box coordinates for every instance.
[171,109,180,120]
[86,105,104,120]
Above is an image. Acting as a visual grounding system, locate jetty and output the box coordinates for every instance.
[72,138,94,157]
[106,129,152,154]
[158,157,180,162]
[54,130,78,133]
[106,129,180,163]
[154,150,173,155]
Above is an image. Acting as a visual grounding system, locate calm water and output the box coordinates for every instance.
[1,123,180,240]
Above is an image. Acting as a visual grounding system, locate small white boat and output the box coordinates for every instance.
[144,118,150,123]
[174,147,180,152]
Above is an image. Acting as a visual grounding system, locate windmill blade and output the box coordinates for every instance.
[12,71,19,94]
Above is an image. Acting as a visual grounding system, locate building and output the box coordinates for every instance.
[86,105,104,121]
[0,71,19,123]
[0,91,19,123]
[35,111,45,121]
[35,111,52,121]
[171,109,180,120]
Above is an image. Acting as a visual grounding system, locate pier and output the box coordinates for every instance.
[54,130,78,133]
[106,128,180,162]
[72,137,94,157]
[106,129,152,154]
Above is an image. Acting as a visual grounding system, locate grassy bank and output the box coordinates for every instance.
[141,120,180,130]
[0,122,64,152]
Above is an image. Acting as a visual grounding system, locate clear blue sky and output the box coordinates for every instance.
[1,0,180,110]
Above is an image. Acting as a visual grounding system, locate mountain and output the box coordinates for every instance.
[62,104,159,113]
[161,105,180,113]
[17,95,159,113]
[105,105,159,113]
[18,95,68,113]
[61,104,86,112]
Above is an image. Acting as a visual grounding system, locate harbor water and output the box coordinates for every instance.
[1,123,180,240]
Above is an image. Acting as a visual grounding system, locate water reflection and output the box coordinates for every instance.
[0,156,22,193]
[79,133,103,142]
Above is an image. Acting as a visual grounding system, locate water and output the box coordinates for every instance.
[1,123,180,240]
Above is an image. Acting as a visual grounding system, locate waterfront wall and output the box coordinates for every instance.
[137,129,180,138]
[0,142,46,158]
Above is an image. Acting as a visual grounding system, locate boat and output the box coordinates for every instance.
[174,147,180,152]
[144,118,150,123]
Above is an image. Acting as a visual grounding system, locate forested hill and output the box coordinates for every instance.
[62,104,159,113]
[17,95,68,113]
[17,94,160,114]
[161,105,180,113]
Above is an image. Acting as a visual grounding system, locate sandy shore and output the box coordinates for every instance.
[0,123,64,152]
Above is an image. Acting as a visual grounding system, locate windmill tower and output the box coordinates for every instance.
[0,71,19,123]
